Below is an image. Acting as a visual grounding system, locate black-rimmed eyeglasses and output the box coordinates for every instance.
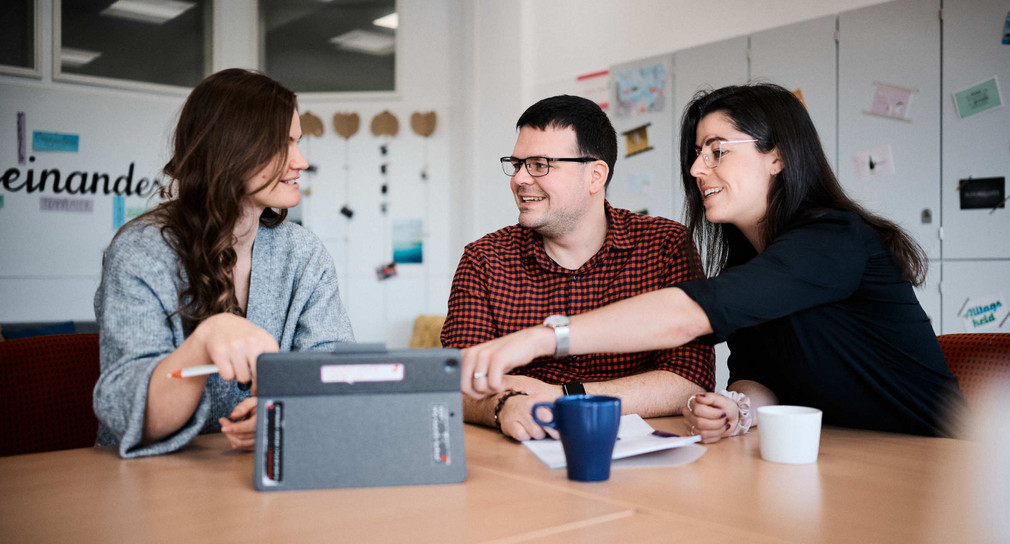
[500,156,599,177]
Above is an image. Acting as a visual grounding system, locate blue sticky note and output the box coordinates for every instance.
[33,131,80,152]
[113,195,125,229]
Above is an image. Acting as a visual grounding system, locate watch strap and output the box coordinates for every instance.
[561,382,586,396]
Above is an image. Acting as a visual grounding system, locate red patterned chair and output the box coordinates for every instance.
[0,333,100,456]
[937,333,1010,408]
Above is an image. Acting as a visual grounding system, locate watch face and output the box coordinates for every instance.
[544,315,570,328]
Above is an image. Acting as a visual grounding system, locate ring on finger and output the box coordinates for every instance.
[690,424,697,435]
[473,372,485,379]
[687,394,697,414]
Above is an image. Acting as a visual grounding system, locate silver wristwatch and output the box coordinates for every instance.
[543,315,570,358]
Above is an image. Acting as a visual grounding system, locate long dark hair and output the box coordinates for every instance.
[132,68,297,331]
[679,83,927,285]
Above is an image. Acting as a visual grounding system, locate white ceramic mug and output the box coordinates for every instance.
[757,405,822,464]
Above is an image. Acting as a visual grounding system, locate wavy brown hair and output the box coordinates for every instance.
[133,69,297,331]
[678,83,927,286]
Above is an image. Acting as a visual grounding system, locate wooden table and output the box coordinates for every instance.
[0,418,986,543]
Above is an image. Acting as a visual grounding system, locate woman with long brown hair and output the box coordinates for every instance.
[94,69,354,457]
[459,83,965,440]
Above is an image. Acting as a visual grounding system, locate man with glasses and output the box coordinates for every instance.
[441,95,714,440]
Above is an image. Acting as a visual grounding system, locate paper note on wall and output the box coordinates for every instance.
[868,82,916,121]
[852,144,895,180]
[960,293,1008,331]
[953,76,1003,120]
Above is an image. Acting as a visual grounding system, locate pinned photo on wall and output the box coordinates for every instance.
[375,261,398,281]
[866,82,916,121]
[614,63,666,117]
[1002,11,1009,45]
[958,293,1008,332]
[622,123,653,158]
[958,177,1006,211]
[852,144,895,181]
[392,218,424,264]
[953,76,1003,120]
[576,69,611,110]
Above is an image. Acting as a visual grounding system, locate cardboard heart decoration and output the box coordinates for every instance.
[370,110,399,137]
[410,111,437,137]
[332,112,360,139]
[300,111,324,138]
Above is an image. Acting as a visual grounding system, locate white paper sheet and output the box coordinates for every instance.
[523,414,703,470]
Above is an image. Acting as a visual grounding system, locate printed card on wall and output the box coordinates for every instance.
[953,76,1003,120]
[960,294,1008,332]
[868,82,916,121]
[958,177,1006,210]
[851,144,895,180]
[614,63,666,117]
[392,219,423,264]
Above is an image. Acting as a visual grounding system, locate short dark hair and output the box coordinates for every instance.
[679,83,926,285]
[516,95,617,187]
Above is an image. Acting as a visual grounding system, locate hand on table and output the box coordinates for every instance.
[220,397,258,449]
[493,375,563,441]
[682,392,738,444]
[497,391,560,442]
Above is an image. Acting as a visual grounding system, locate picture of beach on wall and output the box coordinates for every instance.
[393,218,424,264]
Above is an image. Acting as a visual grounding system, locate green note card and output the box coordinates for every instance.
[953,77,1003,119]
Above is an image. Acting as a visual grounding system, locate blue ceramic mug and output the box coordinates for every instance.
[532,395,621,482]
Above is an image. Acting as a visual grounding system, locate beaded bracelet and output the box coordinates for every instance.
[493,390,528,431]
[717,389,753,436]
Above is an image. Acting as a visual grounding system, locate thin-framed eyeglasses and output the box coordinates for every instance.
[500,156,599,177]
[695,139,758,169]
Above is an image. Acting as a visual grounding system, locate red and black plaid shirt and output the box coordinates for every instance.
[441,202,715,389]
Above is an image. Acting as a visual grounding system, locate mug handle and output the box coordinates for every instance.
[531,402,556,428]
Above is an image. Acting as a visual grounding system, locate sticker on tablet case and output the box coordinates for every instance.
[431,404,451,465]
[320,363,404,384]
[262,400,283,486]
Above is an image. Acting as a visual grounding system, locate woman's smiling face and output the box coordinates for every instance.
[689,112,781,248]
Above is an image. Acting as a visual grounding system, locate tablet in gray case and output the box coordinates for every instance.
[253,347,466,491]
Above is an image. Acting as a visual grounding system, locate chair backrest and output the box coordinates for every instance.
[409,314,446,349]
[0,333,100,456]
[937,333,1010,408]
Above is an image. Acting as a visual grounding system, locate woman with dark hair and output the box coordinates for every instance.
[94,69,354,457]
[460,83,965,441]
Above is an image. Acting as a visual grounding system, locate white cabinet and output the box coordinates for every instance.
[750,15,839,172]
[941,0,1010,260]
[838,0,943,263]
